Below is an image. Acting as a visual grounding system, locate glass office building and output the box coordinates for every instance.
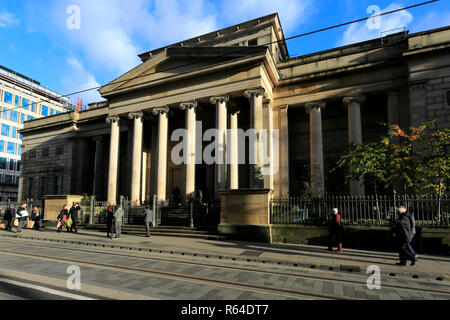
[0,65,67,201]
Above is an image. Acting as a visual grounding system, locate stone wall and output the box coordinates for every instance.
[269,224,450,255]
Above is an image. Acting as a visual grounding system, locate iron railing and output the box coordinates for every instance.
[270,195,450,228]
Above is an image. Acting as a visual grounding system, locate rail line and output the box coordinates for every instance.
[0,238,448,299]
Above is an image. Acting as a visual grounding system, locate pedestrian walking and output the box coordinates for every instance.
[69,202,81,233]
[16,203,29,234]
[31,206,44,231]
[401,206,418,260]
[106,204,114,238]
[57,205,69,233]
[113,204,124,240]
[4,205,15,232]
[327,208,344,252]
[387,209,417,266]
[143,206,154,237]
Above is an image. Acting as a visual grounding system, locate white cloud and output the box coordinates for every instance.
[54,0,142,74]
[0,11,19,27]
[62,55,103,105]
[125,0,219,49]
[220,0,313,34]
[339,3,413,46]
[412,11,450,33]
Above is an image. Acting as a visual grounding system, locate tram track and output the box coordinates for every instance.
[0,238,449,299]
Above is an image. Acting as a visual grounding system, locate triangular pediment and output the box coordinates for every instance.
[99,46,267,96]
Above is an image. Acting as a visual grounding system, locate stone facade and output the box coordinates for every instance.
[18,14,450,208]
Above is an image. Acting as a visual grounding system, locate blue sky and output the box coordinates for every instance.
[0,0,449,105]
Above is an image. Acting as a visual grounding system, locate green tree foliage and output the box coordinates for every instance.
[337,120,450,196]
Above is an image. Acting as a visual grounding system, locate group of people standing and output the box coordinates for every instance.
[2,203,44,233]
[104,204,154,240]
[57,203,81,233]
[327,206,418,266]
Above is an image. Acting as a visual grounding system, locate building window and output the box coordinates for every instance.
[4,91,12,104]
[55,176,62,194]
[28,178,33,198]
[0,157,6,170]
[50,108,54,116]
[1,124,10,137]
[12,127,17,139]
[14,95,19,106]
[9,110,18,123]
[7,142,15,155]
[42,148,49,157]
[20,113,24,124]
[19,133,23,140]
[31,102,36,113]
[22,98,29,110]
[9,159,14,171]
[27,115,34,121]
[18,145,21,155]
[2,107,7,120]
[248,38,258,46]
[40,177,47,198]
[5,175,13,184]
[0,140,3,152]
[56,145,64,155]
[16,160,21,172]
[41,105,48,116]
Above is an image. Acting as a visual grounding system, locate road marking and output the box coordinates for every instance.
[0,278,96,300]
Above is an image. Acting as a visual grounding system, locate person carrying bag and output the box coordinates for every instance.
[16,203,29,234]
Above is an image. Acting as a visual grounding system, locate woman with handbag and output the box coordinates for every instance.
[32,206,43,231]
[57,205,69,233]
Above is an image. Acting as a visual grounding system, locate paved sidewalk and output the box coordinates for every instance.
[0,228,449,281]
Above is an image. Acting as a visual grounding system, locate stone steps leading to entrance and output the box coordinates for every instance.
[78,224,225,240]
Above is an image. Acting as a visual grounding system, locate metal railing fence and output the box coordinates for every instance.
[270,195,449,228]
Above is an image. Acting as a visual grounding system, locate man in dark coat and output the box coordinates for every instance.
[4,205,15,231]
[69,203,81,233]
[389,209,417,266]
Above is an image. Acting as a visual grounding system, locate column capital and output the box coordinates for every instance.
[244,87,265,99]
[180,100,198,111]
[343,95,366,105]
[128,110,144,120]
[152,106,169,116]
[275,105,288,111]
[209,95,229,105]
[106,115,120,124]
[263,99,271,108]
[305,101,326,113]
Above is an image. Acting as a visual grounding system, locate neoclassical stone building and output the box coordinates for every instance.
[19,14,450,207]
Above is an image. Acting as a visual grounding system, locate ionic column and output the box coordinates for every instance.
[229,111,240,190]
[210,95,229,194]
[92,136,104,197]
[152,107,169,201]
[244,87,265,188]
[263,100,274,190]
[180,101,198,198]
[106,115,120,204]
[305,101,326,198]
[129,111,144,205]
[343,95,366,196]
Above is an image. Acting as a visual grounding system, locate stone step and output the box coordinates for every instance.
[79,225,223,239]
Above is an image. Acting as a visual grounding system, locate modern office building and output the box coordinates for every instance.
[0,65,67,201]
